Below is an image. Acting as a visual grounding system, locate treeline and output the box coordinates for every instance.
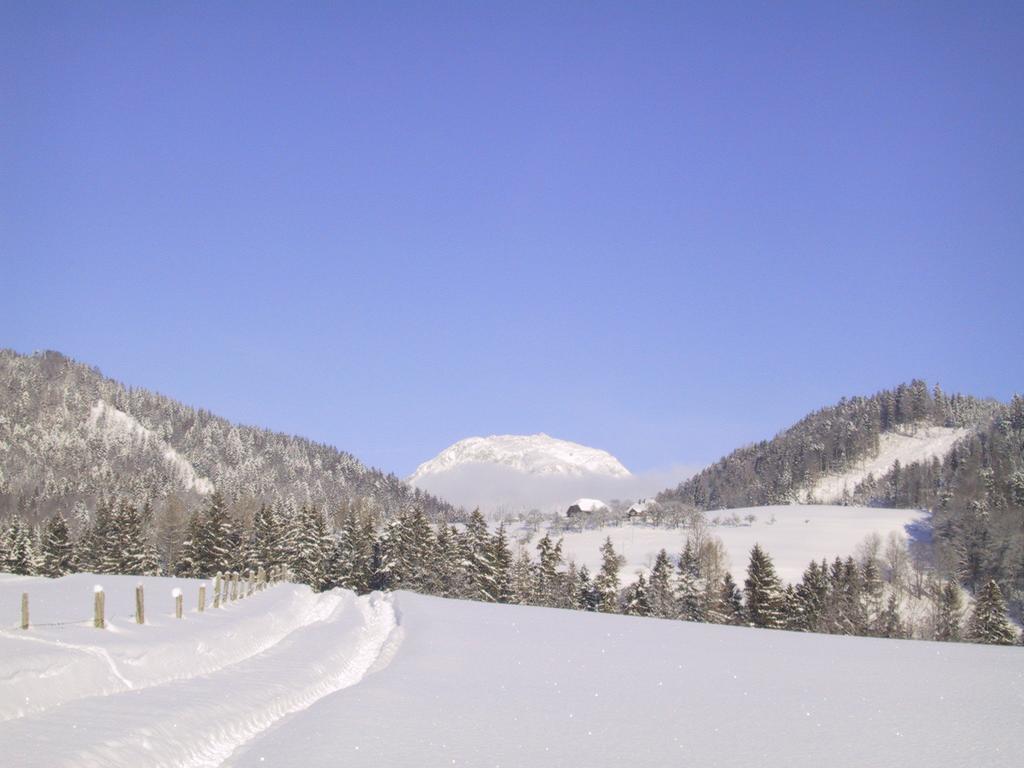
[660,380,999,510]
[2,495,1018,647]
[0,349,454,522]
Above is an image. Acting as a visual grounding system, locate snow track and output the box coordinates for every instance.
[0,580,399,768]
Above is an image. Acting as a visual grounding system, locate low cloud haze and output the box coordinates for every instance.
[411,463,700,515]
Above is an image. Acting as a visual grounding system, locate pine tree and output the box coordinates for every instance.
[594,537,621,613]
[110,501,158,575]
[509,547,535,605]
[534,533,564,607]
[463,509,497,602]
[40,514,76,577]
[744,544,784,629]
[793,560,829,633]
[291,505,330,590]
[967,580,1016,645]
[676,539,705,621]
[204,491,237,576]
[878,594,904,639]
[492,523,513,603]
[718,572,744,625]
[934,581,964,642]
[576,565,598,611]
[177,510,206,577]
[3,517,37,575]
[623,573,651,616]
[648,549,674,618]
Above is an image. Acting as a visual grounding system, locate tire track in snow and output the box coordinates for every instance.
[0,585,337,723]
[3,591,400,768]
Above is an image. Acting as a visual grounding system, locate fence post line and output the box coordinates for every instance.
[136,583,145,625]
[21,592,29,630]
[198,584,206,612]
[173,588,183,619]
[214,572,222,609]
[94,586,105,629]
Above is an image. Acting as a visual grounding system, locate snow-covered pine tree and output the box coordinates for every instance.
[492,523,513,603]
[40,513,76,577]
[3,516,37,575]
[676,539,705,621]
[648,549,674,618]
[251,504,283,570]
[623,573,651,616]
[111,501,158,575]
[594,537,621,613]
[176,510,206,578]
[966,580,1016,645]
[793,560,828,633]
[204,491,237,576]
[878,593,904,638]
[576,564,598,611]
[509,547,535,605]
[718,572,744,625]
[290,505,331,590]
[462,509,497,602]
[934,581,964,642]
[743,543,785,629]
[534,532,564,607]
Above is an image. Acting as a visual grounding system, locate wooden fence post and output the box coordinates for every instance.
[257,566,266,589]
[232,572,240,601]
[173,588,183,619]
[94,586,105,629]
[213,572,222,608]
[136,583,145,625]
[246,570,254,597]
[21,593,28,630]
[198,584,206,612]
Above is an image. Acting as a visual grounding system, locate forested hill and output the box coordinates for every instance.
[659,381,1005,511]
[0,349,454,523]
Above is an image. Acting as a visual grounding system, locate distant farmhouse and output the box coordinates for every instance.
[565,498,608,518]
[627,498,660,522]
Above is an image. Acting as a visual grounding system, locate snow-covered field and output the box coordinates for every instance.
[1,575,1021,767]
[802,426,969,503]
[547,504,923,584]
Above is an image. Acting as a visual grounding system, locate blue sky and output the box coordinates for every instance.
[3,2,1022,477]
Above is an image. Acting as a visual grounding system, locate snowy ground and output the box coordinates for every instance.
[545,505,923,584]
[3,575,1021,768]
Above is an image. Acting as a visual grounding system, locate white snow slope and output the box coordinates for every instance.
[410,432,632,481]
[89,400,215,495]
[1,576,1021,767]
[802,425,969,503]
[552,504,923,584]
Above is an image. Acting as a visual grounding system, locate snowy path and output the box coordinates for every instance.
[0,577,399,767]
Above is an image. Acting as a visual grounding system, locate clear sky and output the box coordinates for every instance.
[3,2,1022,478]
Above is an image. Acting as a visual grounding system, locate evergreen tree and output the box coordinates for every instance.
[623,573,651,616]
[3,516,37,575]
[715,572,744,625]
[40,513,76,577]
[576,565,598,612]
[743,544,784,629]
[204,491,237,575]
[110,501,158,575]
[934,581,964,642]
[492,523,513,603]
[534,533,564,607]
[676,539,705,621]
[648,549,674,618]
[462,509,497,601]
[509,547,535,605]
[878,594,904,639]
[594,537,621,613]
[967,580,1016,645]
[290,505,330,590]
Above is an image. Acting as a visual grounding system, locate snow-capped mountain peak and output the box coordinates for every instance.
[409,433,631,482]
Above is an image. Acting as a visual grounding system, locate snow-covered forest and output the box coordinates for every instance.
[3,494,1018,646]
